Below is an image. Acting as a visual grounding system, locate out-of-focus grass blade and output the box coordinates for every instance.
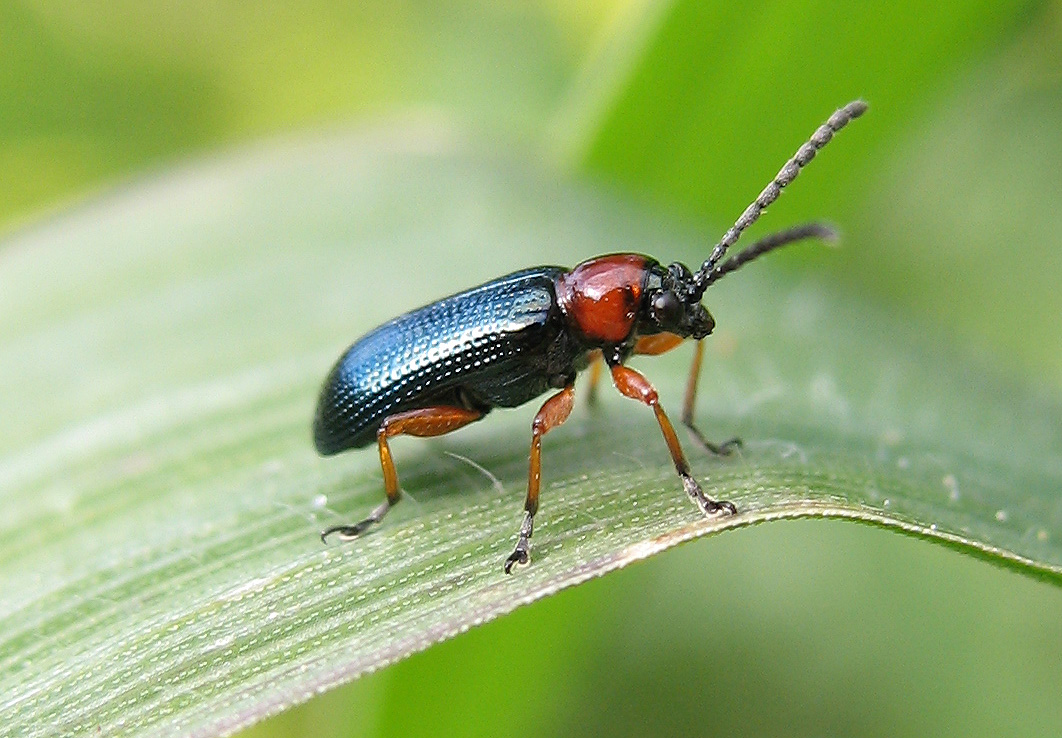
[1,126,1060,738]
[569,0,1030,220]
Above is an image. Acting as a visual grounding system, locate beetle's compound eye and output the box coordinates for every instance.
[650,290,682,327]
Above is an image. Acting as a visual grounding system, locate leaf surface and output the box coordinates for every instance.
[1,128,1060,737]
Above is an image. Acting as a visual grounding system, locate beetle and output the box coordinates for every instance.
[315,100,867,573]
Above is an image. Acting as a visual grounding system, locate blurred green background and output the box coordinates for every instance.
[3,0,1061,736]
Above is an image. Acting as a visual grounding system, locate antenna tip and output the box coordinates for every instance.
[807,222,841,244]
[845,100,869,118]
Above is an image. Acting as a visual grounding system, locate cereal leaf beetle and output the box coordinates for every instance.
[315,100,867,572]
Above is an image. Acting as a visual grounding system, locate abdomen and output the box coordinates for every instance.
[313,267,570,455]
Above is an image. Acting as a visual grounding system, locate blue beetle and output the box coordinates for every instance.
[315,101,867,572]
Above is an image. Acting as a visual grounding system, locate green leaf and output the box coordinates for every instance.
[572,0,1031,220]
[1,127,1060,737]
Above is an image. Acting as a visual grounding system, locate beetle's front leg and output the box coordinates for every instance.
[609,362,737,517]
[680,339,742,457]
[322,406,483,543]
[632,336,740,456]
[505,385,575,573]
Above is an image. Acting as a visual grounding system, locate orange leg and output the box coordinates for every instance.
[681,340,741,456]
[505,385,575,573]
[633,332,683,356]
[609,363,736,517]
[321,406,483,542]
[585,350,604,405]
[635,336,741,456]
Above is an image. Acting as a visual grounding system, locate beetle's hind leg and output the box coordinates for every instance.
[321,406,483,543]
[681,340,741,457]
[505,384,575,573]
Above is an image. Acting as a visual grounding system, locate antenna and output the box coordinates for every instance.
[689,100,867,301]
[700,221,837,287]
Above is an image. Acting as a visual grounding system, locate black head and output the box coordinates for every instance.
[641,261,716,340]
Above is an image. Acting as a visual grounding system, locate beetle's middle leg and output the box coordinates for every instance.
[609,363,736,517]
[321,406,483,542]
[505,384,575,573]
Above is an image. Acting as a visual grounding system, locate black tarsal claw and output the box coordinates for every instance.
[504,547,529,574]
[688,431,743,457]
[320,521,372,543]
[701,498,738,516]
[715,437,743,456]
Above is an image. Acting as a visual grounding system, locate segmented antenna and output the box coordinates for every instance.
[701,222,836,288]
[689,100,867,301]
